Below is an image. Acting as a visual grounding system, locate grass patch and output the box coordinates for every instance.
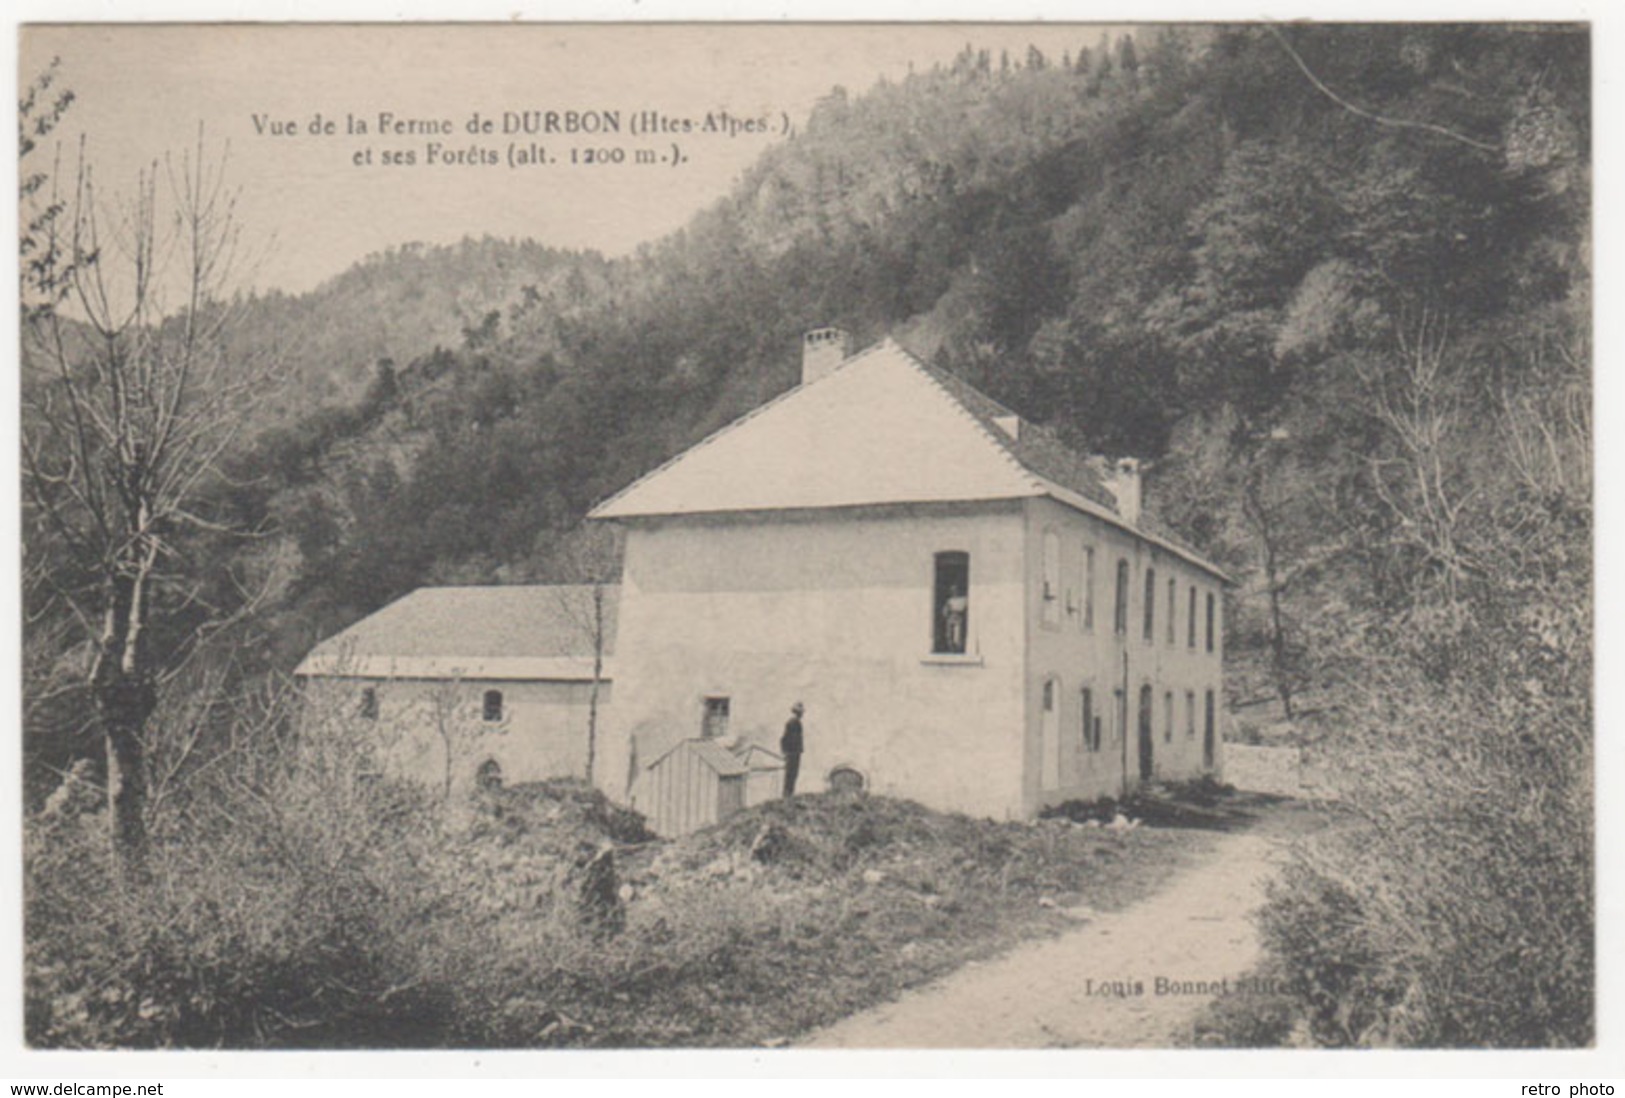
[480,786,1221,1047]
[28,778,1232,1048]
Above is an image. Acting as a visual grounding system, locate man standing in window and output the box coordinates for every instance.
[943,583,968,653]
[781,702,806,797]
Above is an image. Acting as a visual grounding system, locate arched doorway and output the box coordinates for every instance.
[828,765,866,794]
[1137,684,1154,782]
[475,757,504,791]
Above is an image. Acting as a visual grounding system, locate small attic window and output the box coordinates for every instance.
[992,413,1021,440]
[702,696,730,739]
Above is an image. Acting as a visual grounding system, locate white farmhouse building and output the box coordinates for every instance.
[590,330,1228,826]
[297,330,1228,831]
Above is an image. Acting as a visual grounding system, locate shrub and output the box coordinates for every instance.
[1240,594,1593,1048]
[25,676,1208,1049]
[23,685,645,1048]
[1189,960,1300,1048]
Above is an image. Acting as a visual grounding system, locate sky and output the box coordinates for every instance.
[22,24,1133,295]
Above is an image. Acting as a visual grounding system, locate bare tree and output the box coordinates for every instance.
[1241,459,1298,721]
[420,678,506,802]
[1360,309,1478,606]
[550,524,620,785]
[551,583,611,785]
[21,126,278,868]
[20,58,76,316]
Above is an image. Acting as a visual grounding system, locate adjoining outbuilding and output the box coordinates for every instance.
[296,584,616,790]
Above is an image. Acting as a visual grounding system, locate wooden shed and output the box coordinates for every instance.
[643,738,751,837]
[736,743,785,807]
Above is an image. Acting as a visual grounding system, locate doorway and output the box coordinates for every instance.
[1203,689,1217,770]
[1040,677,1060,791]
[1137,684,1154,782]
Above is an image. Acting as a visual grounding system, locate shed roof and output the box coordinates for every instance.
[737,743,785,771]
[647,738,749,777]
[296,584,618,680]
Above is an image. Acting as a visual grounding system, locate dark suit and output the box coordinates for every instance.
[781,716,804,797]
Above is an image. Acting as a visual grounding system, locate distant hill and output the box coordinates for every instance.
[225,236,605,424]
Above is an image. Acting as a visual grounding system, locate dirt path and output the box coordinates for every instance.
[800,827,1284,1049]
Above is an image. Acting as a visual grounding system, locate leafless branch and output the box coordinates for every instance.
[1266,25,1503,154]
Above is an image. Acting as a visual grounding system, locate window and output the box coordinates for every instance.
[1081,687,1099,752]
[1186,690,1197,739]
[702,696,730,739]
[1114,687,1127,746]
[358,687,378,721]
[1083,546,1096,631]
[483,689,504,723]
[1114,560,1130,634]
[1167,576,1177,644]
[1164,690,1174,743]
[1188,585,1198,648]
[1143,567,1157,641]
[933,551,970,654]
[1042,529,1061,627]
[1206,591,1217,653]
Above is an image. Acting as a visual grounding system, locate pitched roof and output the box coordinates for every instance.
[917,359,1119,511]
[591,337,1228,581]
[296,584,618,680]
[737,743,785,770]
[591,339,1044,518]
[647,738,749,777]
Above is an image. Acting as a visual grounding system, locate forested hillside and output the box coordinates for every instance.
[23,24,1591,1048]
[214,26,1587,691]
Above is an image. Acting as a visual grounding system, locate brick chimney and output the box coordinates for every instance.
[801,327,850,385]
[1106,457,1142,526]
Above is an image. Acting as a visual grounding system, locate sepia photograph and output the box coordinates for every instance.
[12,18,1595,1063]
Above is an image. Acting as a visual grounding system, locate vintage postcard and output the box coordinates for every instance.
[10,16,1603,1079]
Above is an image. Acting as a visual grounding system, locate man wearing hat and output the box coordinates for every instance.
[781,702,806,798]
